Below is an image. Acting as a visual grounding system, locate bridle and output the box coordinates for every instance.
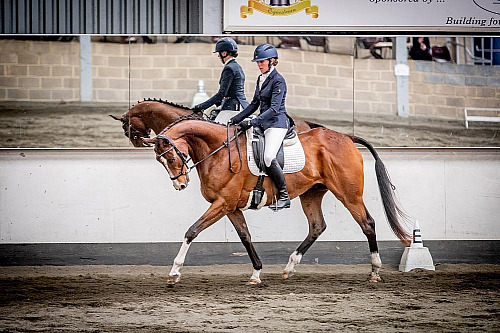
[155,125,243,181]
[122,112,205,145]
[155,134,192,181]
[122,116,151,144]
[125,125,151,141]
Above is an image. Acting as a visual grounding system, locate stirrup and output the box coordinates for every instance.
[269,197,291,211]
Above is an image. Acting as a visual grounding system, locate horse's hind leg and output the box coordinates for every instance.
[283,187,327,279]
[343,198,382,282]
[227,210,263,285]
[364,207,382,282]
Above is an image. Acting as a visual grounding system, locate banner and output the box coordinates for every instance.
[240,0,318,19]
[224,0,500,32]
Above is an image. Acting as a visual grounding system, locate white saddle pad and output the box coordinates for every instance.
[214,110,239,125]
[246,128,306,177]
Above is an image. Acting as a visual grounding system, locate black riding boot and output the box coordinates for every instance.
[266,159,291,210]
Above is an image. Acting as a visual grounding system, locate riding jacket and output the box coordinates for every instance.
[231,67,290,131]
[197,58,249,111]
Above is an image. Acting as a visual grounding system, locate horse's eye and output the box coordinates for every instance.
[168,157,175,163]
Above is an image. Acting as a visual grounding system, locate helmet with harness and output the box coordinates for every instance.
[214,37,238,63]
[252,44,279,69]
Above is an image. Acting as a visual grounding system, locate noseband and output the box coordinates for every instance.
[155,127,243,181]
[156,134,192,181]
[122,116,151,144]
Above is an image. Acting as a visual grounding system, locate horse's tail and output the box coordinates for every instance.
[349,135,412,245]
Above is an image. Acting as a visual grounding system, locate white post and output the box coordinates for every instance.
[79,36,92,102]
[395,36,409,118]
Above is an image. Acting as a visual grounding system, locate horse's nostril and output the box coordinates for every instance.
[180,184,186,190]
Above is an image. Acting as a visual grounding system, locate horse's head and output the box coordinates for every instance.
[145,135,190,191]
[110,114,152,147]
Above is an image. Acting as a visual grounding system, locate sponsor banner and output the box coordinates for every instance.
[224,0,500,32]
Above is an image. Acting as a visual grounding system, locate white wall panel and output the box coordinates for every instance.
[1,148,499,244]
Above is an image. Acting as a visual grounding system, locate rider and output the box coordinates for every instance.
[193,37,249,120]
[229,44,291,211]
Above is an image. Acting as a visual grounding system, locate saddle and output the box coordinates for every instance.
[242,126,305,211]
[251,126,297,172]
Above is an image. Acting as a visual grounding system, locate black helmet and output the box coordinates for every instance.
[214,37,238,53]
[252,44,278,62]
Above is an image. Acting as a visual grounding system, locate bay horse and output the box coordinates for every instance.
[110,98,320,147]
[144,116,411,286]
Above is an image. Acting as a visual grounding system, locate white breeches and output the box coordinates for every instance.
[264,127,288,167]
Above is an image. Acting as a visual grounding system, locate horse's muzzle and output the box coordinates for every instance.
[172,175,189,191]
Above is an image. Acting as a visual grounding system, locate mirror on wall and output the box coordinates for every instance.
[352,36,500,147]
[0,36,498,148]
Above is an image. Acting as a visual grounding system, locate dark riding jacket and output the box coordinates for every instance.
[231,68,290,131]
[198,59,249,111]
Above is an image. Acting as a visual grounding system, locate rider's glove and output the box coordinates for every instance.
[237,119,252,132]
[192,104,204,113]
[228,117,238,126]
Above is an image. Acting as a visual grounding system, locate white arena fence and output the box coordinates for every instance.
[1,147,499,245]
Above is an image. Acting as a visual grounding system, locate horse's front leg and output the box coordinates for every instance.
[227,210,262,285]
[167,200,228,286]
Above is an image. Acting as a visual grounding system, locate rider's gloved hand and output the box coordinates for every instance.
[228,117,238,126]
[237,119,252,132]
[192,104,204,113]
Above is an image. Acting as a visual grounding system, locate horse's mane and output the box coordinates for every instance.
[136,98,192,111]
[159,114,225,135]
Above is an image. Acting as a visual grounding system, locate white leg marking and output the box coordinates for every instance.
[169,238,191,277]
[248,269,261,285]
[371,252,382,269]
[370,252,382,282]
[283,251,302,278]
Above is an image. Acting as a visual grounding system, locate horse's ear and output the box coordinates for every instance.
[142,137,157,145]
[109,114,122,121]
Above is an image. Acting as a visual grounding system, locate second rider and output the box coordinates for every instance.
[193,37,249,120]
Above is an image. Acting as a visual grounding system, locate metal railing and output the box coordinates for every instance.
[474,37,500,66]
[447,37,499,66]
[464,108,500,129]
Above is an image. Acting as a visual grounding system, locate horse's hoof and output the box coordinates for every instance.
[167,274,181,286]
[246,277,261,285]
[283,269,295,279]
[369,274,382,283]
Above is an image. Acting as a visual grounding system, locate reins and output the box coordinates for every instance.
[156,123,244,181]
[227,124,242,173]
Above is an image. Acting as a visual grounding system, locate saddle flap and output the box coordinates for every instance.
[251,127,284,172]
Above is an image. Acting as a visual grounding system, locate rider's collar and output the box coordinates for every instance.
[259,66,274,87]
[224,57,235,66]
[261,65,274,76]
